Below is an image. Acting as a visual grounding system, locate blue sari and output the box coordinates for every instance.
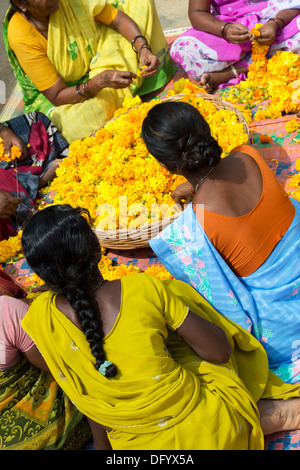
[150,198,300,384]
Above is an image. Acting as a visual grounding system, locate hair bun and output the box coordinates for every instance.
[181,134,222,171]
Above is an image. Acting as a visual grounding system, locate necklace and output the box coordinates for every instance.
[87,278,105,294]
[193,166,215,194]
[24,13,48,40]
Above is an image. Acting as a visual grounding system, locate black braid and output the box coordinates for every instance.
[63,279,117,378]
[21,204,117,378]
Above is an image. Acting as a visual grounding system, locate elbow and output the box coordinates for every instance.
[188,10,206,29]
[217,335,232,363]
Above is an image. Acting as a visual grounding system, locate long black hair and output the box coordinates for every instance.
[21,204,117,378]
[141,101,222,173]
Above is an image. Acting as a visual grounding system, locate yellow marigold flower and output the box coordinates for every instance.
[137,65,148,77]
[285,119,300,134]
[0,231,23,264]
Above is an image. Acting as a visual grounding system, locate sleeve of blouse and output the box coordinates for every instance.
[7,17,58,91]
[4,297,35,353]
[94,3,118,24]
[151,277,189,331]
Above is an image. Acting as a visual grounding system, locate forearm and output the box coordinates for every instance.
[87,418,112,450]
[42,76,106,107]
[189,9,226,37]
[111,10,147,50]
[0,122,8,138]
[177,311,232,363]
[274,9,300,26]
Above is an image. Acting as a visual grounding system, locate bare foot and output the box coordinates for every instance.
[258,398,300,435]
[200,65,248,93]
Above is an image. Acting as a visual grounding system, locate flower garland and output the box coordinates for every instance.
[0,138,22,162]
[219,29,300,120]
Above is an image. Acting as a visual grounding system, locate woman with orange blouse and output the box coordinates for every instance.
[142,100,300,386]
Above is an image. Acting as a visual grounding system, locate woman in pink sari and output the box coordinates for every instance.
[170,0,300,91]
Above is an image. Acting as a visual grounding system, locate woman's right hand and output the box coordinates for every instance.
[0,190,22,219]
[224,22,251,44]
[95,70,137,90]
[0,126,28,162]
[171,182,194,206]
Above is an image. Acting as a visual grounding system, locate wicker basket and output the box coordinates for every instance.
[94,213,180,250]
[93,93,249,250]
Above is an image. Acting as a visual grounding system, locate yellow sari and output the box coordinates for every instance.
[5,0,175,143]
[22,274,300,450]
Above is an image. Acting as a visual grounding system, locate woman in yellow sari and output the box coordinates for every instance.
[4,0,175,143]
[20,204,300,450]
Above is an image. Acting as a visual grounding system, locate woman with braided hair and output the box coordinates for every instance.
[142,100,300,386]
[20,203,300,449]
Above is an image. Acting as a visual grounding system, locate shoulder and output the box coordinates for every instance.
[121,272,164,296]
[230,144,263,162]
[0,295,28,317]
[7,11,46,50]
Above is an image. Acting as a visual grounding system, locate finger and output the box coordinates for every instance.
[120,71,136,79]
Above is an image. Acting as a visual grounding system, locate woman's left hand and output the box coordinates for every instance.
[139,48,160,76]
[256,21,278,45]
[1,126,28,162]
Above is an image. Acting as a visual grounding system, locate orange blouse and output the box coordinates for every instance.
[194,145,295,277]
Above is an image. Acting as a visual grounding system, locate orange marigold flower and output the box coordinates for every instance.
[259,134,272,143]
[251,27,261,37]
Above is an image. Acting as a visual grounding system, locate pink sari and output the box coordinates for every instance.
[170,0,300,81]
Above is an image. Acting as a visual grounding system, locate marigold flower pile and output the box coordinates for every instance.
[45,90,249,229]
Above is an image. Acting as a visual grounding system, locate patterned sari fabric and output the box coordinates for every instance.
[0,112,68,240]
[21,274,300,450]
[150,198,300,385]
[0,359,91,450]
[3,0,175,143]
[170,0,300,83]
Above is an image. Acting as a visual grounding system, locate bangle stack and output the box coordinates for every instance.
[131,35,152,55]
[76,80,93,100]
[267,16,286,34]
[221,22,231,40]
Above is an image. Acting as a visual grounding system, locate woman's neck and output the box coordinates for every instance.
[183,166,216,194]
[22,11,49,39]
